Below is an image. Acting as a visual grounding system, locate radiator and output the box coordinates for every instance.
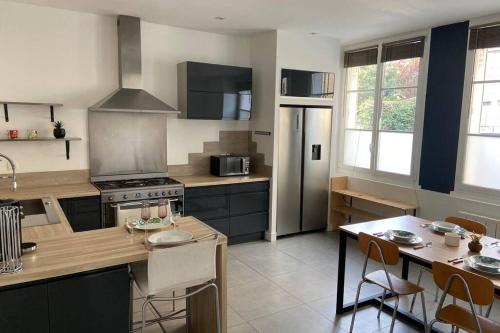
[458,211,500,238]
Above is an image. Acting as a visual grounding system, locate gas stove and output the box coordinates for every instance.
[94,177,184,204]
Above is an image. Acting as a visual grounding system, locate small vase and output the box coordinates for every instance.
[53,128,66,139]
[468,241,482,253]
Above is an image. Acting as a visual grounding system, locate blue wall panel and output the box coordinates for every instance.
[419,21,469,193]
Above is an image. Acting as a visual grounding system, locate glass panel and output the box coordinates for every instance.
[383,58,420,88]
[345,91,375,129]
[473,47,500,81]
[377,132,413,175]
[463,135,500,190]
[343,129,372,169]
[468,82,500,134]
[346,65,377,91]
[379,88,417,131]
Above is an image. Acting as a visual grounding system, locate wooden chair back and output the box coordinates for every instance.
[445,216,487,234]
[432,261,494,305]
[358,232,399,265]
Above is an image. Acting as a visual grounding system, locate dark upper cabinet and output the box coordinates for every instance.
[281,69,335,98]
[178,61,252,120]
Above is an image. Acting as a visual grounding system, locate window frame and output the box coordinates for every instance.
[338,31,430,186]
[454,20,500,202]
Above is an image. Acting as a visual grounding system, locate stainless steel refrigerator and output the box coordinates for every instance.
[277,106,332,236]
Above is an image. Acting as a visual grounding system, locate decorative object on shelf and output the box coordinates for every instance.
[468,232,483,252]
[0,101,63,123]
[7,130,18,139]
[27,129,38,140]
[53,121,66,139]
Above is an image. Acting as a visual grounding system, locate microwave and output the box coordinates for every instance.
[210,155,250,176]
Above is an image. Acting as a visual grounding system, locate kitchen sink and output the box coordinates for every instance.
[20,198,60,228]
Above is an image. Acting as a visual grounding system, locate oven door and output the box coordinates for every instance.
[103,199,182,228]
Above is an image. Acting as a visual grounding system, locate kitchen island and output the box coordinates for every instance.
[0,215,227,333]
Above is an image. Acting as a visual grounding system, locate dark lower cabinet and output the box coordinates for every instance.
[48,266,130,333]
[0,265,130,333]
[58,196,101,232]
[185,181,269,244]
[0,283,50,333]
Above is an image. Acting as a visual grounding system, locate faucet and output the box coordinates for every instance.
[0,153,17,192]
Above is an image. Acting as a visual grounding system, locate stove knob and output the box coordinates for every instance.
[174,190,179,195]
[135,193,141,198]
[148,192,153,197]
[161,191,166,196]
[168,190,172,195]
[123,194,128,200]
[108,196,114,201]
[155,192,159,196]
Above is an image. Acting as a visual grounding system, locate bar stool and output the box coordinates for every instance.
[130,235,220,333]
[410,216,487,313]
[349,232,428,333]
[429,261,500,333]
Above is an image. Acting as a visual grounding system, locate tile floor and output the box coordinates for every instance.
[133,231,500,333]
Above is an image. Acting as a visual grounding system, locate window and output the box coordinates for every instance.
[460,23,500,191]
[342,37,425,177]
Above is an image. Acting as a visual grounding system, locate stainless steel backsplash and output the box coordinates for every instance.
[88,111,167,179]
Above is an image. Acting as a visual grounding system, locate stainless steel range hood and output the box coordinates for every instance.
[89,15,178,114]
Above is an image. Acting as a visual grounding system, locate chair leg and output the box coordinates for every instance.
[212,283,221,333]
[378,289,386,319]
[420,292,428,333]
[429,319,437,333]
[141,298,151,333]
[486,301,493,318]
[389,296,399,333]
[410,270,423,313]
[435,286,439,302]
[349,280,365,333]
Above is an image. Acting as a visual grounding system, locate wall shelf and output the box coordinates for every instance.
[0,137,82,160]
[0,101,63,122]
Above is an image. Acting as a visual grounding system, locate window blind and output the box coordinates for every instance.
[469,23,500,50]
[381,37,425,62]
[343,47,378,68]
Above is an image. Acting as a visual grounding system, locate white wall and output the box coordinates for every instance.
[0,1,251,172]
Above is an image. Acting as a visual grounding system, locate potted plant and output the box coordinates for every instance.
[53,121,66,139]
[468,233,483,252]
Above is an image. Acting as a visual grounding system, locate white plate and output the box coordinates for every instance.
[384,231,423,245]
[148,230,193,245]
[465,256,500,275]
[430,221,466,235]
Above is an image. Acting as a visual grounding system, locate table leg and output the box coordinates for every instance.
[336,230,347,314]
[402,256,409,280]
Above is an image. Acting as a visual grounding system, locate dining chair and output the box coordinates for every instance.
[129,235,220,333]
[349,232,428,333]
[429,261,500,333]
[445,216,487,235]
[410,216,488,313]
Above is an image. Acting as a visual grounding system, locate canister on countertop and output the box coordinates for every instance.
[0,200,23,273]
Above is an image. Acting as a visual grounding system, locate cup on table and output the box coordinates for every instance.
[125,217,138,238]
[445,232,460,247]
[7,130,18,139]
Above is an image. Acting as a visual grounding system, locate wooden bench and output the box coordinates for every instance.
[330,176,417,230]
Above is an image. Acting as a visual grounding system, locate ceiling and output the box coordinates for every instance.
[7,0,500,43]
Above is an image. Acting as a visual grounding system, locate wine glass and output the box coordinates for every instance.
[141,201,151,241]
[157,199,167,225]
[170,212,182,229]
[125,217,138,238]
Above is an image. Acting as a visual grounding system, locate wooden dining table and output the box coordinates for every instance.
[336,215,500,332]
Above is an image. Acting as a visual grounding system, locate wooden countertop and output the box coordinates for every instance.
[0,183,100,242]
[0,216,226,287]
[172,174,270,187]
[0,182,99,200]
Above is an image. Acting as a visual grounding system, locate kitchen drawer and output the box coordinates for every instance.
[184,195,230,220]
[229,181,269,194]
[230,191,269,216]
[230,212,268,236]
[203,218,230,236]
[185,185,228,198]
